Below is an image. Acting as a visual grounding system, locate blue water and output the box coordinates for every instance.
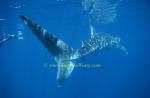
[0,0,150,98]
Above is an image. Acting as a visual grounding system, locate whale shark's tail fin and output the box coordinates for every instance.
[20,15,63,56]
[20,16,76,85]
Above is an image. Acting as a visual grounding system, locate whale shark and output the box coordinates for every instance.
[20,16,127,85]
[76,25,128,58]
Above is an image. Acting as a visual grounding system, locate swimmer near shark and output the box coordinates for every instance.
[0,31,23,47]
[20,15,128,86]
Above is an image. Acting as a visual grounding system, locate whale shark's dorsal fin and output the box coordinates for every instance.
[81,41,84,47]
[20,16,76,85]
[90,25,97,38]
[81,40,87,47]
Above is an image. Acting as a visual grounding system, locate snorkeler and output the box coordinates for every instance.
[0,31,23,46]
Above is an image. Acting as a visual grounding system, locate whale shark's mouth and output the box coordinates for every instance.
[20,16,127,85]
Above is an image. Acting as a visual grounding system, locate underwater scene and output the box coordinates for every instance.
[0,0,150,98]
